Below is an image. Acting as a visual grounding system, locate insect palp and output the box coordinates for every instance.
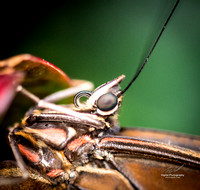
[16,85,103,127]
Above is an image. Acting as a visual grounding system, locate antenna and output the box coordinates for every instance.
[121,0,180,94]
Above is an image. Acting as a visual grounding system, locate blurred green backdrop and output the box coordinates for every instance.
[4,0,200,135]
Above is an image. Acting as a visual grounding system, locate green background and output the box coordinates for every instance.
[7,0,200,135]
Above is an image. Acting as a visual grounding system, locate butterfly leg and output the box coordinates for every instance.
[0,131,29,185]
[43,79,94,103]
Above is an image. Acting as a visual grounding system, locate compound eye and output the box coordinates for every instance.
[97,93,118,112]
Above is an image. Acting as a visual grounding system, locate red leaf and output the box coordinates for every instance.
[0,54,72,97]
[0,73,23,117]
[0,54,74,122]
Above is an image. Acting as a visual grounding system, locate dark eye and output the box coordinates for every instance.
[97,93,118,112]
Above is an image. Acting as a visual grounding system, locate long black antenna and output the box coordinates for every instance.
[121,0,180,94]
